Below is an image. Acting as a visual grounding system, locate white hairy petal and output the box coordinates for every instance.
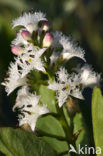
[12,12,46,32]
[16,47,46,78]
[76,64,101,87]
[51,31,85,64]
[48,67,84,107]
[13,86,49,131]
[2,62,27,95]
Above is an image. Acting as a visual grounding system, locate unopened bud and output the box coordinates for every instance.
[42,21,50,31]
[66,97,80,115]
[11,46,24,55]
[21,30,31,41]
[21,123,32,132]
[42,33,53,48]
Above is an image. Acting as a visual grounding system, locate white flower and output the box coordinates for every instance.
[12,12,46,33]
[74,64,101,88]
[51,31,85,64]
[13,86,49,131]
[16,46,46,78]
[61,40,85,62]
[48,67,83,107]
[52,31,67,48]
[2,45,46,95]
[1,62,27,95]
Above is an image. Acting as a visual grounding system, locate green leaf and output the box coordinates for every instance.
[39,85,57,113]
[36,115,70,155]
[73,113,90,155]
[36,115,66,137]
[42,136,69,154]
[92,87,103,156]
[0,127,57,156]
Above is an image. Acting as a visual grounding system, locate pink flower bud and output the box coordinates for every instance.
[11,46,24,55]
[21,30,31,41]
[42,33,53,48]
[42,21,50,31]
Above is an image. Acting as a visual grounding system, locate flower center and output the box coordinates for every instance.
[62,85,69,91]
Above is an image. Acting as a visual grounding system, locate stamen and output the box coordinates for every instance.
[70,90,73,94]
[22,110,31,115]
[61,81,65,84]
[18,71,22,74]
[6,72,9,76]
[27,104,32,107]
[28,8,34,14]
[62,87,66,91]
[29,55,35,58]
[62,85,69,91]
[20,59,23,63]
[76,85,79,89]
[25,60,30,65]
[28,50,32,52]
[4,78,8,81]
[20,113,25,118]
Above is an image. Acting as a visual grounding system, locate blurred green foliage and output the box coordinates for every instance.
[0,0,103,128]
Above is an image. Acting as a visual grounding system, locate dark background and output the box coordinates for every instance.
[0,0,103,127]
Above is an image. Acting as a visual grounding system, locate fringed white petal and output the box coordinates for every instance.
[51,31,85,63]
[48,67,84,107]
[16,47,46,78]
[2,62,27,95]
[57,90,69,107]
[13,86,49,131]
[56,67,68,83]
[74,64,101,87]
[12,12,46,32]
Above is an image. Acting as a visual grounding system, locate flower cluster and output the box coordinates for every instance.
[2,10,101,131]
